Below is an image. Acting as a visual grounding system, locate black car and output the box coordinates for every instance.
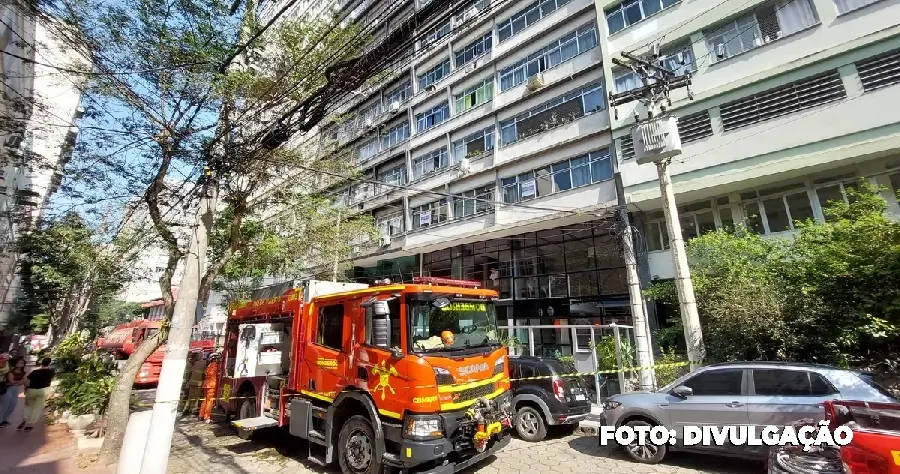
[509,356,592,441]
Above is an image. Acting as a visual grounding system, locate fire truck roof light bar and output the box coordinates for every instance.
[412,276,482,288]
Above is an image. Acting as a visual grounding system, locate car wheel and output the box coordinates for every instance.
[515,406,548,442]
[338,415,384,474]
[621,420,666,464]
[235,392,257,440]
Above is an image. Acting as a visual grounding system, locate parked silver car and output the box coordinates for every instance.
[599,361,897,464]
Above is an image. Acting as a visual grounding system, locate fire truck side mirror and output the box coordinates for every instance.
[372,300,390,316]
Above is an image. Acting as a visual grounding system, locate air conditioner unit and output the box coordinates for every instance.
[458,157,471,175]
[464,5,478,21]
[525,73,544,92]
[380,234,392,246]
[365,118,374,128]
[632,116,683,165]
[390,101,401,113]
[467,63,477,73]
[425,84,437,93]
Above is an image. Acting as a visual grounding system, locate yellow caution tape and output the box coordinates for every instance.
[134,360,698,408]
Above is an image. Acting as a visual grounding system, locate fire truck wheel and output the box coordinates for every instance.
[235,394,257,440]
[338,415,383,474]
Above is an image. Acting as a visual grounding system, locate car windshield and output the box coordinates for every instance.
[407,296,501,354]
[859,373,899,401]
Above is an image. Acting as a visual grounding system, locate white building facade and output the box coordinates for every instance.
[267,0,900,355]
[0,8,84,326]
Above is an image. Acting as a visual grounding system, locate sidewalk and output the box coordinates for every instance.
[0,391,110,474]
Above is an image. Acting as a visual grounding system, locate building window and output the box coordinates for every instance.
[855,48,900,93]
[501,149,612,203]
[456,33,492,67]
[381,121,410,149]
[386,81,412,106]
[497,0,574,43]
[316,305,344,350]
[643,198,738,251]
[719,70,845,131]
[377,211,405,236]
[741,184,815,234]
[355,101,384,131]
[500,82,605,145]
[813,177,859,221]
[422,20,452,49]
[705,0,818,63]
[499,23,598,92]
[452,126,494,161]
[418,60,452,91]
[454,185,494,218]
[415,102,450,133]
[834,0,884,14]
[453,0,492,26]
[411,200,450,229]
[606,0,680,35]
[614,44,695,92]
[357,139,380,163]
[454,78,493,114]
[412,147,450,179]
[377,163,406,194]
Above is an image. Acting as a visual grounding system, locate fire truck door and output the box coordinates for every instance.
[301,302,350,400]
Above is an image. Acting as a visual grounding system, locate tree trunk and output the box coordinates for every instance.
[97,330,166,465]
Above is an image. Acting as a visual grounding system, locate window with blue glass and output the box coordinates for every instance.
[422,20,452,49]
[386,81,412,105]
[456,33,492,67]
[412,147,450,179]
[452,126,494,160]
[454,78,493,114]
[497,0,574,43]
[419,60,452,91]
[416,102,450,133]
[381,121,410,149]
[357,139,380,163]
[499,82,606,145]
[501,149,612,203]
[499,23,598,91]
[606,0,681,35]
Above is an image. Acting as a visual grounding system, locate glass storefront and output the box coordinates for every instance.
[420,219,632,356]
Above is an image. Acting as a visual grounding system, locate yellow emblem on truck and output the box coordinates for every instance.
[221,383,231,402]
[371,361,399,400]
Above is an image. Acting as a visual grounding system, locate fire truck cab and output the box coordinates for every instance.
[219,277,513,474]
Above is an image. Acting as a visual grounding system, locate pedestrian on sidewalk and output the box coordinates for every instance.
[18,357,55,431]
[0,357,27,427]
[184,351,207,416]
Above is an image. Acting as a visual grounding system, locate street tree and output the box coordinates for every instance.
[21,0,375,463]
[14,212,136,342]
[646,181,900,371]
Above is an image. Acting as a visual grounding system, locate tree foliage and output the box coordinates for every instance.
[15,212,135,341]
[646,181,900,371]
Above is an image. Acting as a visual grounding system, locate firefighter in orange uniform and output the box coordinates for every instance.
[199,352,221,422]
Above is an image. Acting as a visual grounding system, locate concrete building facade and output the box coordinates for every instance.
[0,7,83,326]
[268,0,900,355]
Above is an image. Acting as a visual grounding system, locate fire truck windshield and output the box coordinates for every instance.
[408,297,501,354]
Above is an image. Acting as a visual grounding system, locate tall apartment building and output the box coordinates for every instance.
[0,7,84,326]
[608,0,900,327]
[268,0,900,356]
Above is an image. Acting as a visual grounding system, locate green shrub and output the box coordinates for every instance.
[593,335,634,371]
[654,348,688,388]
[49,332,116,416]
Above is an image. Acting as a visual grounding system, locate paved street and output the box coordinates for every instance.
[167,419,765,474]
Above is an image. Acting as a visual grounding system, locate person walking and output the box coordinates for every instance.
[184,351,207,416]
[0,357,26,427]
[18,357,55,431]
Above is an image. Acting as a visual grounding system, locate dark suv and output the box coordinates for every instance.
[509,356,592,441]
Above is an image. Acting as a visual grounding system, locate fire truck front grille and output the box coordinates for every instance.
[456,382,496,402]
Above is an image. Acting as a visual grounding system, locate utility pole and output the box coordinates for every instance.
[137,177,218,474]
[609,47,705,372]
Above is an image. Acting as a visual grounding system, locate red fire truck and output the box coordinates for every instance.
[218,278,513,474]
[97,320,214,385]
